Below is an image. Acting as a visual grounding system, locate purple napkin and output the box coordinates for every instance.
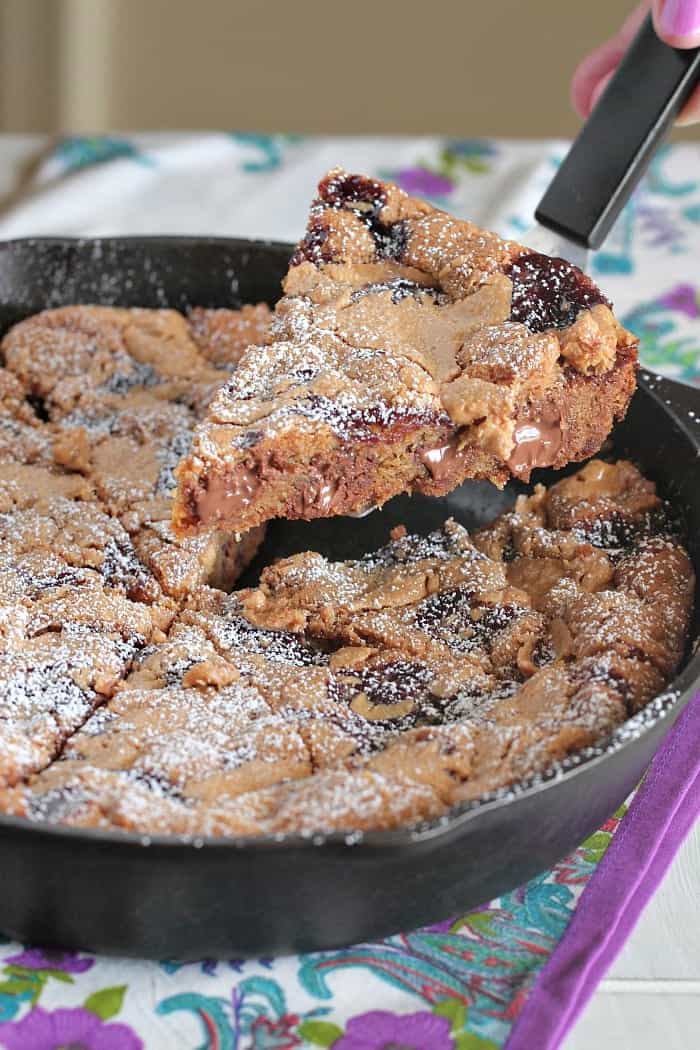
[506,693,700,1050]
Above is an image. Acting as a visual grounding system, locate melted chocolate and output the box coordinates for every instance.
[505,251,608,332]
[292,471,347,517]
[507,408,562,476]
[190,399,448,528]
[418,439,467,483]
[193,463,262,523]
[301,478,339,515]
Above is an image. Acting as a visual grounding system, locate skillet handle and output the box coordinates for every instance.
[639,369,700,444]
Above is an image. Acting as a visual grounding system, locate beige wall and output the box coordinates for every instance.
[0,0,694,139]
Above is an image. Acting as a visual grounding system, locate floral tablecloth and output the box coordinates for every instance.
[0,134,697,1050]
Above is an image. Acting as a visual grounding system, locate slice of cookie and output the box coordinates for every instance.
[2,304,269,598]
[173,169,637,537]
[1,305,223,418]
[0,626,145,787]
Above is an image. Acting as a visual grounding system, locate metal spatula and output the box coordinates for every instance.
[528,12,700,272]
[351,15,698,519]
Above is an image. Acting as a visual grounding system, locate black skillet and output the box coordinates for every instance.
[1,13,699,959]
[0,234,697,959]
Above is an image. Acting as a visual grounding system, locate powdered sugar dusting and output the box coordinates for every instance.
[0,264,692,840]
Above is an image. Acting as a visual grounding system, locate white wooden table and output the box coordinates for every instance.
[564,826,700,1049]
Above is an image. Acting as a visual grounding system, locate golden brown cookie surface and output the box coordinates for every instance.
[0,302,270,788]
[2,459,692,837]
[174,170,638,538]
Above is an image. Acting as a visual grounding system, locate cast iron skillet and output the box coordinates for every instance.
[0,237,698,959]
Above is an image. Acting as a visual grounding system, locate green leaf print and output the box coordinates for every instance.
[580,831,612,863]
[451,911,496,936]
[297,1018,345,1046]
[84,984,127,1020]
[455,1032,500,1050]
[433,996,467,1032]
[0,977,42,1002]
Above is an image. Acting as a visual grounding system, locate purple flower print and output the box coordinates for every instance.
[393,167,454,197]
[4,948,94,974]
[657,283,700,319]
[0,1006,142,1050]
[334,1009,454,1050]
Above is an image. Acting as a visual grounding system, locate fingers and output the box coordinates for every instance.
[571,40,624,117]
[571,2,650,118]
[572,1,700,124]
[653,1,700,123]
[652,0,700,48]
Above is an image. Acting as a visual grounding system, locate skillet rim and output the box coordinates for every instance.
[0,234,697,854]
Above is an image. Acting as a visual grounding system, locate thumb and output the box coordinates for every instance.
[652,0,700,47]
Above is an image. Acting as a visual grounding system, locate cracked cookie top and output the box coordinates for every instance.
[174,170,637,537]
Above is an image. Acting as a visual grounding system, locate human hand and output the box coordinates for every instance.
[572,1,700,125]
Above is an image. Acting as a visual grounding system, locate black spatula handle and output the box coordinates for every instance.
[535,14,700,250]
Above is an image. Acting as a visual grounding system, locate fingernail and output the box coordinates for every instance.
[659,0,700,38]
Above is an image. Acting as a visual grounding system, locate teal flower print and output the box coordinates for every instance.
[52,136,152,173]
